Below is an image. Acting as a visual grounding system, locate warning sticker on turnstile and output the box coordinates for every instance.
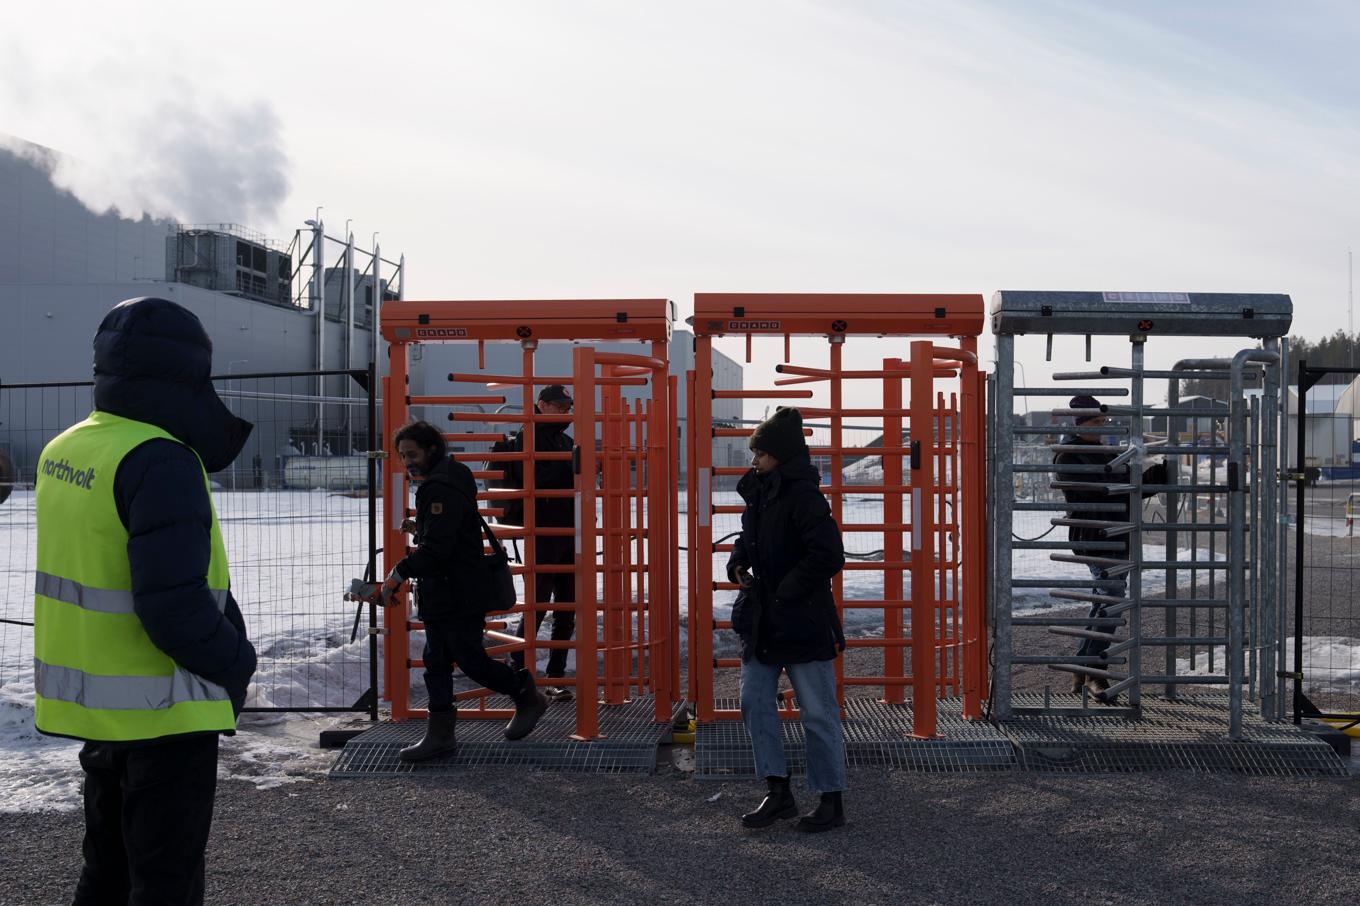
[1101,292,1190,303]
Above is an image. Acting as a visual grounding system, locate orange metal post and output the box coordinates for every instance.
[829,337,846,709]
[881,358,906,705]
[693,338,716,722]
[383,344,412,720]
[572,346,601,739]
[909,340,938,738]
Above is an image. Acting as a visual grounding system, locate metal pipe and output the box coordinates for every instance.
[346,232,356,454]
[994,335,1015,719]
[1227,346,1281,739]
[1128,336,1145,713]
[312,218,325,450]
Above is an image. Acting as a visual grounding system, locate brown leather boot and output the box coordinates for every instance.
[1069,672,1085,694]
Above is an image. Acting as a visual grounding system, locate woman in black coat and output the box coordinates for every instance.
[726,407,848,832]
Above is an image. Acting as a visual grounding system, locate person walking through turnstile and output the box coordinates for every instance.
[493,385,578,701]
[727,407,849,832]
[1054,395,1166,703]
[373,420,549,761]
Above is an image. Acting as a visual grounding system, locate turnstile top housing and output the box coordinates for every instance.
[990,291,1292,338]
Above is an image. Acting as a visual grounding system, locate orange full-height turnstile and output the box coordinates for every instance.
[380,299,680,739]
[687,294,988,738]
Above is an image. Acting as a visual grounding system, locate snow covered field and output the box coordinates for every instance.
[1,489,1353,812]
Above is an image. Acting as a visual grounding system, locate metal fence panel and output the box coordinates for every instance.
[1292,363,1360,727]
[0,369,378,717]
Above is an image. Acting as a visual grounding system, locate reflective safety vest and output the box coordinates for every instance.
[33,411,237,741]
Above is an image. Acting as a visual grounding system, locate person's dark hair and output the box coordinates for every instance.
[393,420,446,459]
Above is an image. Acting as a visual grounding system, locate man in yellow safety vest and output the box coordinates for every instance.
[34,297,257,905]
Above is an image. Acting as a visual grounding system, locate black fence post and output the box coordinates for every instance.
[1293,360,1307,724]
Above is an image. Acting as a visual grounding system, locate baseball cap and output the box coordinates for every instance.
[538,384,573,405]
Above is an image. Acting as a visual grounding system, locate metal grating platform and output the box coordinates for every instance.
[695,697,1016,778]
[1003,694,1349,776]
[330,695,676,776]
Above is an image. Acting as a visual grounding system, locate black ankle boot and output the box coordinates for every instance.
[796,791,846,832]
[400,708,458,762]
[504,669,548,741]
[740,776,798,829]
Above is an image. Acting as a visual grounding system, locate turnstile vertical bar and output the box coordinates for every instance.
[882,358,906,704]
[961,339,985,719]
[1228,356,1248,740]
[1128,336,1145,714]
[829,337,846,710]
[993,336,1016,720]
[693,339,716,722]
[910,340,938,736]
[1165,373,1182,697]
[571,346,601,739]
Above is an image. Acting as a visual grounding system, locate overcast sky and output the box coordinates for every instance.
[3,1,1357,412]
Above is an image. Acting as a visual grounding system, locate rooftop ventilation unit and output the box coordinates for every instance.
[165,224,292,306]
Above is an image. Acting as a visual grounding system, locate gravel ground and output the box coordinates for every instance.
[3,763,1357,906]
[6,530,1355,905]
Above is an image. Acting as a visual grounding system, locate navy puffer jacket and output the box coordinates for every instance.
[95,297,257,724]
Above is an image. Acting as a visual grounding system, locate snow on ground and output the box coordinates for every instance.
[0,488,1330,812]
[1178,637,1360,690]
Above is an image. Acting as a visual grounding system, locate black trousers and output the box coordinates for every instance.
[74,734,219,906]
[423,612,521,711]
[512,539,576,677]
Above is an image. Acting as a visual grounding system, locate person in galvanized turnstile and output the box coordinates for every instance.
[727,407,848,832]
[1054,394,1166,703]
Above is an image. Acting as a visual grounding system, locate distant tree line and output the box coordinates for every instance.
[1179,330,1359,400]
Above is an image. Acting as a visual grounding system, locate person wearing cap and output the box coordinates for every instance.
[1054,395,1166,703]
[492,384,578,701]
[34,297,257,904]
[726,407,848,832]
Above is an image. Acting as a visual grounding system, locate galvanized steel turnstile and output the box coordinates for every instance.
[989,291,1292,740]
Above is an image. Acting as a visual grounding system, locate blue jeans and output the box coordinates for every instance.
[1080,564,1127,661]
[740,657,847,793]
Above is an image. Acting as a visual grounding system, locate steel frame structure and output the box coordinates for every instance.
[989,291,1292,739]
[380,299,680,739]
[687,294,988,738]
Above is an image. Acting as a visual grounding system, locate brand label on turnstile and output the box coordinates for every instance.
[697,468,711,527]
[390,473,405,530]
[911,488,922,552]
[727,320,782,331]
[574,492,583,555]
[414,327,469,338]
[1101,292,1190,304]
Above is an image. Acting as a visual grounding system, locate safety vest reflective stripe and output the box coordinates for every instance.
[34,572,230,615]
[35,659,230,710]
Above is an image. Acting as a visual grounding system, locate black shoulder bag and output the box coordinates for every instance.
[458,489,518,614]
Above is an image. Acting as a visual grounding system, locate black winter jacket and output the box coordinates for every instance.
[726,454,846,665]
[394,455,492,619]
[1054,433,1167,557]
[490,421,575,530]
[95,297,257,723]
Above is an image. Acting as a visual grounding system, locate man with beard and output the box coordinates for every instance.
[34,297,257,905]
[376,420,548,761]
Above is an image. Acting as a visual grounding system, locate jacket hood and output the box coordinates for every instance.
[92,297,252,472]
